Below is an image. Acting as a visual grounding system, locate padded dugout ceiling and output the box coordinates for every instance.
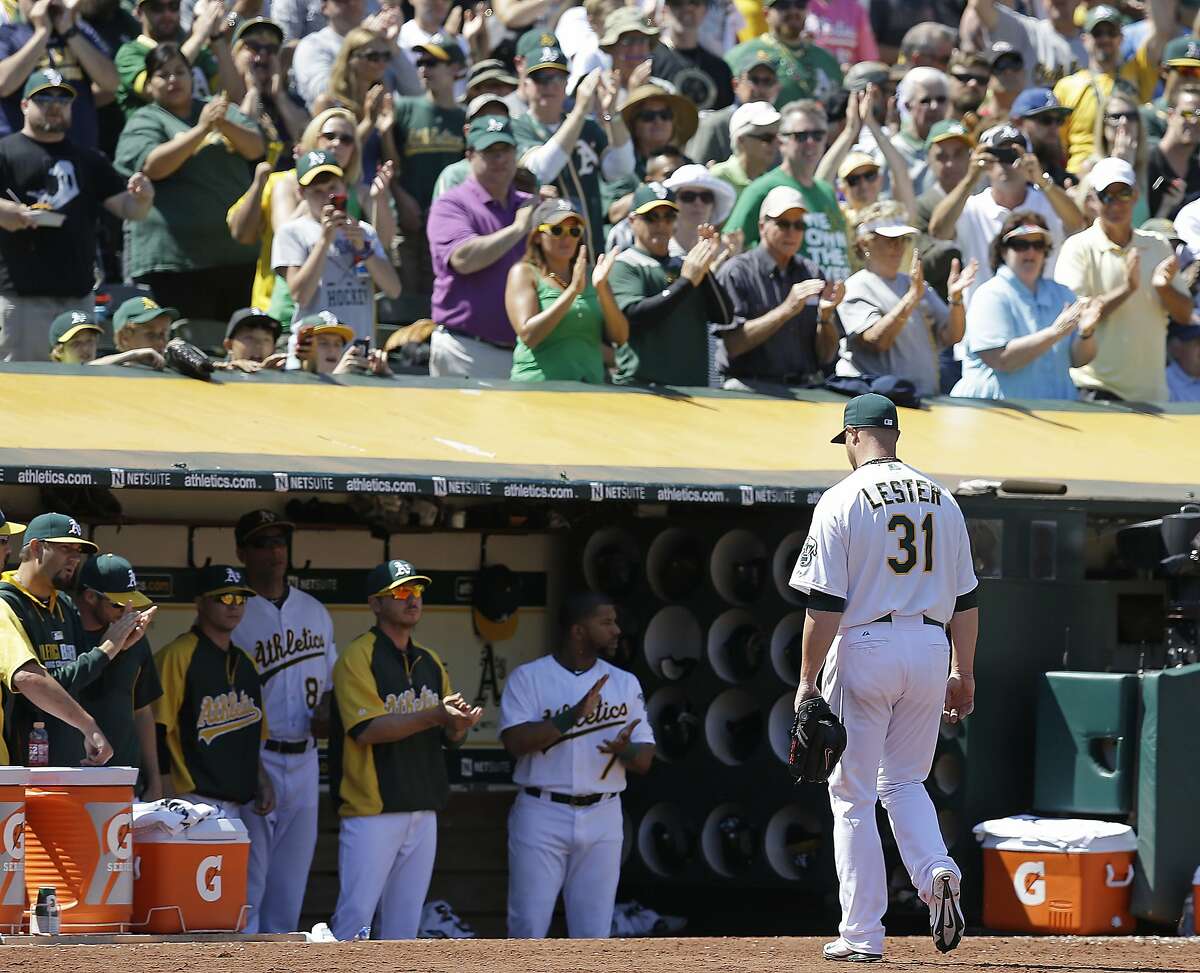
[0,368,1197,500]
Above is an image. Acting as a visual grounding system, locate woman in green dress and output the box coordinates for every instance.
[504,197,629,383]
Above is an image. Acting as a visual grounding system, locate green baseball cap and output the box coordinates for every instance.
[631,182,677,215]
[730,45,782,78]
[414,30,467,66]
[296,148,344,186]
[924,118,974,151]
[831,393,900,444]
[23,68,74,99]
[1163,35,1200,67]
[366,559,432,599]
[233,16,284,45]
[24,513,98,550]
[467,115,517,150]
[49,310,101,349]
[113,295,178,332]
[1083,5,1126,31]
[196,564,256,598]
[80,554,153,608]
[515,29,567,72]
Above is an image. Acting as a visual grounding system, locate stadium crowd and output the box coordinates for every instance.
[0,0,1198,400]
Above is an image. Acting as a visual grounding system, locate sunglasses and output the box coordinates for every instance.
[677,190,714,204]
[243,41,280,55]
[383,582,426,600]
[319,131,353,144]
[1006,238,1047,252]
[358,49,391,62]
[771,216,805,231]
[916,95,948,108]
[540,222,582,236]
[844,170,878,188]
[1098,185,1134,203]
[781,129,826,143]
[211,593,248,606]
[1105,111,1139,124]
[951,72,989,85]
[636,108,673,124]
[638,209,677,224]
[1176,107,1200,120]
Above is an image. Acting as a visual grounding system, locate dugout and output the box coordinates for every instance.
[0,363,1197,936]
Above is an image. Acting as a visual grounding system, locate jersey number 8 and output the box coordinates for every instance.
[887,513,935,575]
[305,677,319,708]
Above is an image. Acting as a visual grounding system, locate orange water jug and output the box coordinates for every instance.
[0,768,30,933]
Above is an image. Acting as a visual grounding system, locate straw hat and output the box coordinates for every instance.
[620,83,699,147]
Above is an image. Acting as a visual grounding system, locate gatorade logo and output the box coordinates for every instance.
[1014,860,1046,906]
[196,855,223,903]
[0,803,24,906]
[106,811,132,862]
[84,803,134,905]
[1,808,24,862]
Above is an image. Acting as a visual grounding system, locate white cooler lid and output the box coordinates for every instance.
[973,814,1137,853]
[133,816,249,845]
[28,766,140,786]
[0,767,30,786]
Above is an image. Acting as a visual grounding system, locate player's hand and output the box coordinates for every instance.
[597,717,640,755]
[440,693,483,733]
[793,681,821,709]
[81,725,113,766]
[254,766,276,815]
[29,0,53,31]
[969,144,997,176]
[1076,297,1102,339]
[627,57,653,90]
[680,235,720,285]
[101,606,154,657]
[907,249,926,302]
[786,278,826,311]
[946,257,978,303]
[1152,253,1179,289]
[575,674,608,721]
[943,671,975,724]
[0,201,37,231]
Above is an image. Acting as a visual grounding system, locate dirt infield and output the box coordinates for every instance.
[0,936,1196,973]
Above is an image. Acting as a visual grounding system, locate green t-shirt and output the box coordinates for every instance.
[511,275,606,383]
[79,632,162,771]
[393,95,466,210]
[723,34,842,109]
[709,154,751,197]
[115,99,261,276]
[115,33,220,118]
[431,157,470,201]
[512,114,610,255]
[608,246,709,386]
[724,167,851,280]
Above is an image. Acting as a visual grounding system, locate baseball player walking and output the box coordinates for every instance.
[231,510,337,934]
[499,592,656,939]
[790,393,978,963]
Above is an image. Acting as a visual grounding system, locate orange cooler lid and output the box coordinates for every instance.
[28,766,139,787]
[133,817,248,845]
[973,814,1137,854]
[0,768,30,786]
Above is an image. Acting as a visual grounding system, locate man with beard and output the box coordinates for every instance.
[1053,2,1171,174]
[724,0,842,108]
[0,0,119,150]
[0,71,153,361]
[232,18,307,159]
[947,49,989,125]
[0,513,149,765]
[1010,88,1072,188]
[1148,86,1200,219]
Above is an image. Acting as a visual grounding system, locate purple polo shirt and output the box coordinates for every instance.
[428,176,532,346]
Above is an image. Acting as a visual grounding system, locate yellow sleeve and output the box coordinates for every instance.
[334,635,387,735]
[1126,42,1159,103]
[153,634,197,795]
[0,600,39,690]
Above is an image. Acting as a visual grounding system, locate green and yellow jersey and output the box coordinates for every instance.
[114,33,221,118]
[0,600,42,764]
[154,627,265,804]
[330,629,453,818]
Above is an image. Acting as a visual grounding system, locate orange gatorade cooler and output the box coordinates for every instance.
[0,768,30,933]
[132,816,250,933]
[974,815,1137,935]
[23,767,137,932]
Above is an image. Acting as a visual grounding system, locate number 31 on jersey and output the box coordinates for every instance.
[887,513,934,575]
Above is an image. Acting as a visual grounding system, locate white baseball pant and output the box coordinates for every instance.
[329,809,438,940]
[240,747,320,933]
[506,789,622,939]
[823,615,960,956]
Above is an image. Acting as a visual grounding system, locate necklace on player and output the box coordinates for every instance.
[862,456,898,466]
[545,270,570,289]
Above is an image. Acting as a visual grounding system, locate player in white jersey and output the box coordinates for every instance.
[499,592,656,939]
[231,509,337,934]
[789,393,978,963]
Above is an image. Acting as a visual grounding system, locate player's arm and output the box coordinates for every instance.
[794,595,844,705]
[945,595,978,725]
[11,660,113,764]
[135,704,163,801]
[500,673,608,758]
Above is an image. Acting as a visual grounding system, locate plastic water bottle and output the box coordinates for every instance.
[28,722,49,767]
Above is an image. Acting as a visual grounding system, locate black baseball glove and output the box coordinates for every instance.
[788,696,847,783]
[164,337,215,382]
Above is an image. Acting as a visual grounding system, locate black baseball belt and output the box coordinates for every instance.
[865,613,946,629]
[264,739,310,754]
[524,787,613,807]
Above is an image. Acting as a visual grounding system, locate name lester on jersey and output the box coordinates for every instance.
[860,474,944,510]
[252,627,327,677]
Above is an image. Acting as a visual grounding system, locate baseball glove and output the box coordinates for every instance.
[164,337,215,381]
[787,696,847,783]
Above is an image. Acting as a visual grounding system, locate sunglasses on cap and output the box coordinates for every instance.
[1097,184,1134,203]
[636,108,673,124]
[1006,238,1047,252]
[383,582,426,600]
[210,592,248,606]
[677,189,714,204]
[844,169,878,188]
[539,222,582,236]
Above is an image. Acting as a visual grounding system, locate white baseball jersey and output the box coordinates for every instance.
[499,656,655,795]
[790,459,977,627]
[233,587,337,741]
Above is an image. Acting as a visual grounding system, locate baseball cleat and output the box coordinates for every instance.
[823,939,883,963]
[930,868,965,954]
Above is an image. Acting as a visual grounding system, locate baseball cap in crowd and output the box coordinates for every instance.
[730,46,782,78]
[0,509,25,537]
[196,564,256,598]
[1090,156,1136,191]
[23,68,74,99]
[979,123,1032,153]
[838,151,879,182]
[759,185,807,219]
[296,148,344,186]
[80,554,153,608]
[530,196,581,231]
[234,508,294,546]
[465,58,518,94]
[414,31,467,66]
[924,119,973,151]
[599,7,658,47]
[1084,5,1127,31]
[842,60,888,91]
[1011,87,1072,120]
[232,16,284,45]
[988,41,1023,69]
[466,115,517,151]
[1001,221,1051,243]
[630,182,677,216]
[24,513,98,551]
[1163,35,1200,68]
[113,295,178,332]
[729,101,781,143]
[856,213,918,239]
[296,310,355,342]
[49,310,102,349]
[466,93,509,120]
[226,307,280,340]
[831,392,900,444]
[515,29,567,72]
[366,558,432,599]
